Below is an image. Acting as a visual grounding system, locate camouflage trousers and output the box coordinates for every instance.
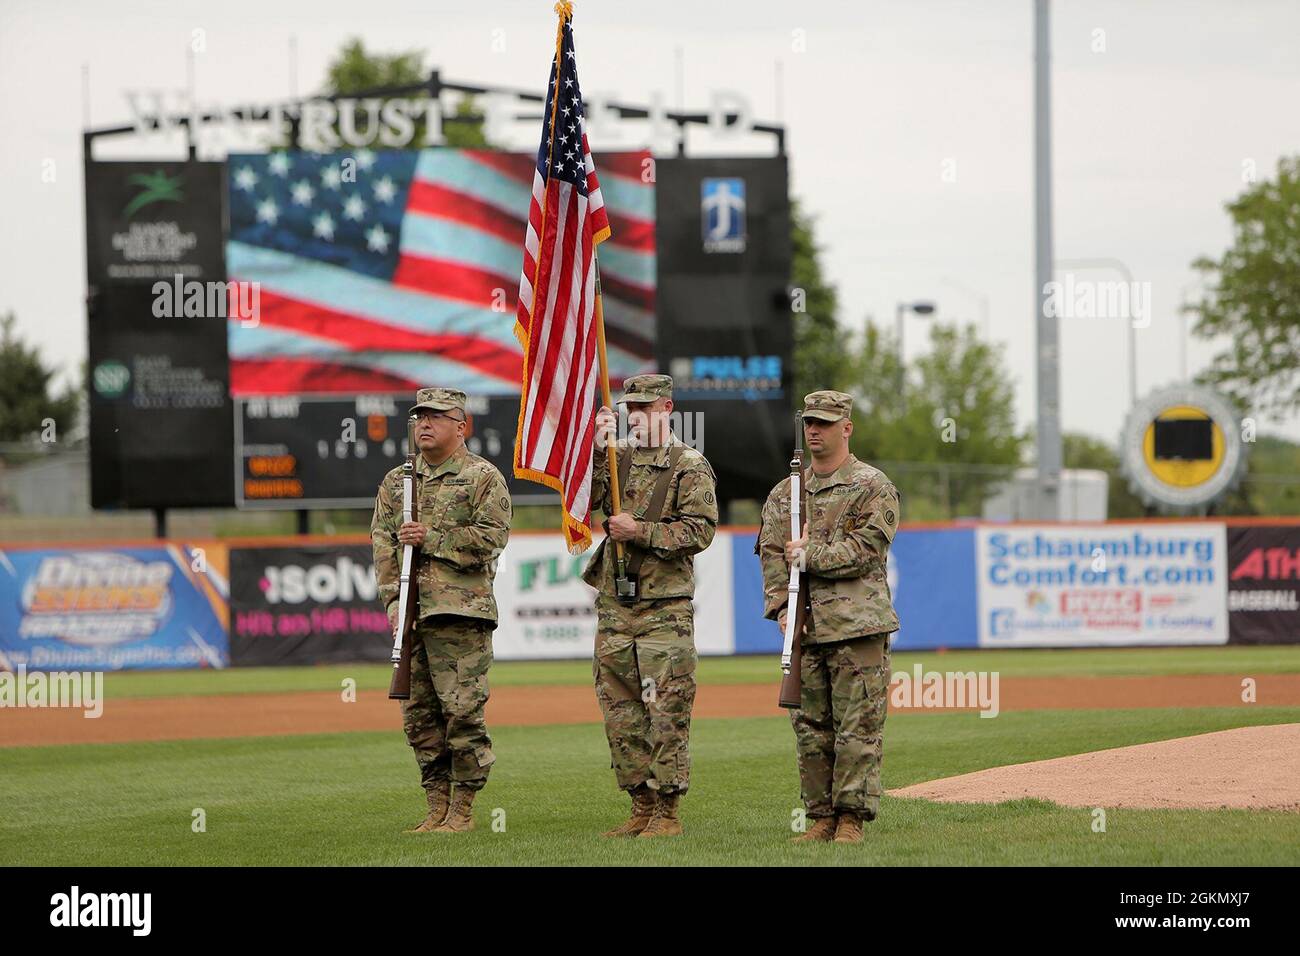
[791,634,890,820]
[400,614,496,793]
[593,596,697,795]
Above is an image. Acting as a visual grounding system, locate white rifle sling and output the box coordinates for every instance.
[390,469,415,665]
[780,471,802,673]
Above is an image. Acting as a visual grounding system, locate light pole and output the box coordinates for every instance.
[1034,0,1060,523]
[896,300,936,410]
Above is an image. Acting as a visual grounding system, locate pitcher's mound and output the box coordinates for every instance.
[890,723,1300,812]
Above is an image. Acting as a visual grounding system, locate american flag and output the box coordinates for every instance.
[513,4,612,553]
[225,144,653,396]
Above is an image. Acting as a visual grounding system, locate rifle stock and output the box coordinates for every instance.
[388,416,420,701]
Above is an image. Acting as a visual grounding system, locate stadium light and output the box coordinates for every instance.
[896,300,937,409]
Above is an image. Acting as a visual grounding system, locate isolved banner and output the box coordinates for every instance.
[228,544,390,665]
[975,524,1229,647]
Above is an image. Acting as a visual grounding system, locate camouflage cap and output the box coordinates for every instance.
[618,373,673,404]
[409,387,468,416]
[802,389,853,422]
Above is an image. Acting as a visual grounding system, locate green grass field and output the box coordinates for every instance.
[94,644,1300,699]
[3,647,1298,866]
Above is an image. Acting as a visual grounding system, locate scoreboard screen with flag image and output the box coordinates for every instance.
[225,148,654,397]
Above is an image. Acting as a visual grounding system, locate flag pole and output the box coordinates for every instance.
[593,257,628,573]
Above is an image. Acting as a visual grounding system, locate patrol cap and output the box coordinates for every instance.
[802,389,853,422]
[618,373,673,405]
[409,387,468,417]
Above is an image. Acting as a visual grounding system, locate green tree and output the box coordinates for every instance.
[322,38,489,148]
[324,38,425,95]
[1217,434,1300,516]
[1061,432,1146,518]
[850,322,1026,519]
[0,312,79,445]
[790,200,851,399]
[1188,155,1300,414]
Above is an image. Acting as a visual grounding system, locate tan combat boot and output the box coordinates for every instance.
[791,815,838,843]
[637,792,683,838]
[404,780,451,833]
[833,812,865,844]
[602,785,656,837]
[434,787,477,833]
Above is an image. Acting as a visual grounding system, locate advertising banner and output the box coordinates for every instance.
[1227,525,1300,644]
[228,544,390,665]
[0,544,229,670]
[85,161,226,284]
[86,160,233,510]
[654,157,793,505]
[492,533,733,660]
[975,524,1228,647]
[228,534,734,665]
[728,528,973,653]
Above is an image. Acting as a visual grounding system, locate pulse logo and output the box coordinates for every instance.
[260,556,377,604]
[701,178,746,253]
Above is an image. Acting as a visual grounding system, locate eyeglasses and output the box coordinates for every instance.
[416,412,465,424]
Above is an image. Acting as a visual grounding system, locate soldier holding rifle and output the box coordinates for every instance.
[371,387,512,834]
[758,390,900,843]
[585,374,718,838]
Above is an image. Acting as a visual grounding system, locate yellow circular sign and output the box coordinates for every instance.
[1141,404,1224,488]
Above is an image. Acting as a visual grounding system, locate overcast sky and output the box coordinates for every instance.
[2,0,1298,448]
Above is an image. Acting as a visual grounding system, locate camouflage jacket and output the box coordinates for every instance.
[371,444,512,625]
[758,454,900,644]
[581,434,718,600]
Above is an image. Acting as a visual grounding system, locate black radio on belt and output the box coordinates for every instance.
[610,445,686,605]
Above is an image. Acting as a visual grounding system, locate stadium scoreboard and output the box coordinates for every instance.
[235,394,545,508]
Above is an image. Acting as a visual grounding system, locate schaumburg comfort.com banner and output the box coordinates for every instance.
[975,524,1229,647]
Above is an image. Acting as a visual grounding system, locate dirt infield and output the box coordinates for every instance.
[890,723,1300,811]
[2,673,1298,748]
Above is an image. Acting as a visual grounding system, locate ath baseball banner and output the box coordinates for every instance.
[1227,524,1300,644]
[513,2,612,553]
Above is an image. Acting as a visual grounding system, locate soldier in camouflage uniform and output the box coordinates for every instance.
[371,387,512,834]
[758,390,900,844]
[584,374,718,838]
